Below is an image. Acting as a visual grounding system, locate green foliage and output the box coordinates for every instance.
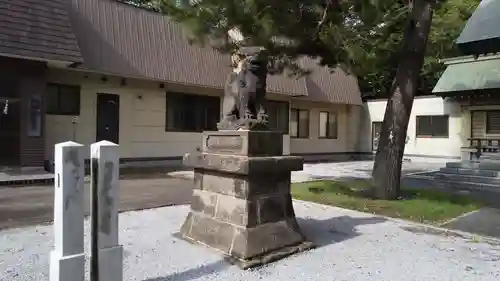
[131,0,479,97]
[154,1,401,69]
[421,0,480,95]
[337,0,479,97]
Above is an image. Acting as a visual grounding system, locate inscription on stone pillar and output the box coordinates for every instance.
[205,154,242,172]
[206,135,243,152]
[50,141,85,281]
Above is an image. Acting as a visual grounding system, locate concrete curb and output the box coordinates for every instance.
[0,178,54,189]
[438,209,482,226]
[404,170,439,177]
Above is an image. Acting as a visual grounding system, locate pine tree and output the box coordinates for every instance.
[137,0,475,199]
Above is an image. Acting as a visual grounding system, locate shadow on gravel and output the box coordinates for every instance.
[297,215,387,247]
[142,260,229,281]
[142,216,387,281]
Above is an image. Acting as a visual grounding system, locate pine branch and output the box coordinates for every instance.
[317,0,333,33]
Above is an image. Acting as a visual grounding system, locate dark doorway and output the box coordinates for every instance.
[96,93,120,144]
[372,121,383,152]
[0,98,20,165]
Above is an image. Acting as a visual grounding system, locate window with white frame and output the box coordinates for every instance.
[290,108,309,138]
[416,115,449,137]
[319,111,337,139]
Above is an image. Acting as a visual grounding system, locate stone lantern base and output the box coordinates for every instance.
[178,130,314,269]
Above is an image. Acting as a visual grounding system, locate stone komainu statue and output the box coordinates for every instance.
[217,47,269,131]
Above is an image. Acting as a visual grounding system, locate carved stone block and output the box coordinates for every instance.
[183,153,303,175]
[202,130,283,156]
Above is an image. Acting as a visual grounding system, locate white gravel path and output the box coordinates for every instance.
[1,201,499,281]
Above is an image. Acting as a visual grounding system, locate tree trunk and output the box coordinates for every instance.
[371,0,434,200]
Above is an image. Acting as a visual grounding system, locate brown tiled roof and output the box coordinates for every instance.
[0,0,82,63]
[67,0,361,105]
[299,58,362,104]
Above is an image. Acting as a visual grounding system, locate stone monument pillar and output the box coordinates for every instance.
[179,48,313,269]
[50,141,85,281]
[90,141,123,281]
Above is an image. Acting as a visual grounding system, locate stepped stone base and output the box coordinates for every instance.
[178,131,313,269]
[434,160,500,193]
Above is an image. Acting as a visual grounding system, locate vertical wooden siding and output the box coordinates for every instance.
[19,74,46,167]
[0,57,47,167]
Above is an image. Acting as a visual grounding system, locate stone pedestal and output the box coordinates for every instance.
[179,131,314,269]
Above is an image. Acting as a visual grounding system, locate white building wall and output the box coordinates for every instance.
[289,102,351,155]
[44,69,296,161]
[364,96,463,158]
[45,78,204,160]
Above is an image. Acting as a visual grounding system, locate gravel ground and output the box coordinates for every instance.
[294,160,447,181]
[1,201,499,281]
[168,159,448,183]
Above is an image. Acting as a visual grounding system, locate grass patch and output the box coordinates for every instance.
[291,180,484,224]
